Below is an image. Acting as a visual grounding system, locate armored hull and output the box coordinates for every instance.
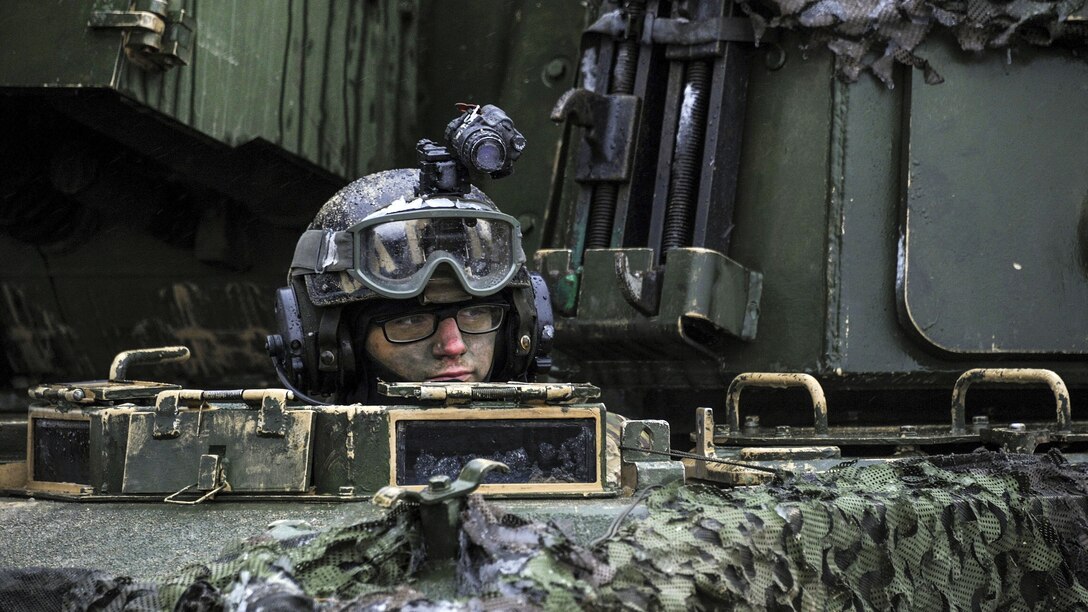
[2,0,1088,609]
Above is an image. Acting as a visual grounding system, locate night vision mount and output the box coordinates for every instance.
[417,103,526,197]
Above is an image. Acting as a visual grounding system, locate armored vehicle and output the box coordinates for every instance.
[2,0,1088,609]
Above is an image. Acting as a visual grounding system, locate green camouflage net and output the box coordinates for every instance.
[460,450,1088,610]
[5,451,1088,610]
[739,0,1088,85]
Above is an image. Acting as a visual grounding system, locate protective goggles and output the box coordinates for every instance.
[291,208,524,299]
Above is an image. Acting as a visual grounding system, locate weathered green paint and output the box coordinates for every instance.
[0,0,127,87]
[548,27,1088,390]
[542,247,760,361]
[312,406,392,495]
[901,39,1088,355]
[121,408,314,493]
[0,0,419,180]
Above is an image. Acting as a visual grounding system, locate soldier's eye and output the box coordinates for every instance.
[457,305,504,333]
[384,313,436,342]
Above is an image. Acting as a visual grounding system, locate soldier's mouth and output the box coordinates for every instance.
[427,370,472,382]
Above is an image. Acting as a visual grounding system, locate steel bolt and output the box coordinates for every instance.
[544,58,568,80]
[520,334,532,351]
[899,425,918,437]
[775,425,791,437]
[541,57,572,87]
[972,415,990,426]
[744,415,761,429]
[428,475,451,491]
[764,43,787,71]
[319,350,336,366]
[1009,422,1026,432]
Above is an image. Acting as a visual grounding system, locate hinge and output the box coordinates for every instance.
[89,0,196,72]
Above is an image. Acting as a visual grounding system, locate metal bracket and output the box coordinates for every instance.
[152,390,182,439]
[152,388,294,439]
[257,390,289,437]
[89,1,195,72]
[619,420,684,490]
[649,16,756,44]
[164,454,228,505]
[551,89,641,182]
[584,7,645,41]
[981,424,1052,454]
[615,251,662,316]
[689,407,781,485]
[689,407,730,483]
[373,459,509,560]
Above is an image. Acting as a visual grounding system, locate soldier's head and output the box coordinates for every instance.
[267,168,553,404]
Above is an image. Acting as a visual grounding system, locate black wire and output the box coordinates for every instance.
[618,445,789,476]
[590,484,662,548]
[270,356,330,406]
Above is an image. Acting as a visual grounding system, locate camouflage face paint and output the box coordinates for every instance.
[364,319,496,382]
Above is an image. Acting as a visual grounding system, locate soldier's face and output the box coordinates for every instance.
[364,315,496,382]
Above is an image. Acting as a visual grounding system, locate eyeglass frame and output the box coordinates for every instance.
[370,302,510,344]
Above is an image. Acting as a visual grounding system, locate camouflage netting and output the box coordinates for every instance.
[6,451,1088,610]
[739,0,1088,85]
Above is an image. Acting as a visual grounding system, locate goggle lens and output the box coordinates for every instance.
[358,215,516,295]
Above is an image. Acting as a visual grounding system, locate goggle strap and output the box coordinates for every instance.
[289,230,354,276]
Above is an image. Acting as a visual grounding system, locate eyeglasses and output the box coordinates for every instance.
[374,303,508,344]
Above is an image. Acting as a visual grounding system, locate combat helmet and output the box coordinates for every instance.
[266,105,554,403]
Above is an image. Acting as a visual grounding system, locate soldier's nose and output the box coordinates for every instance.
[433,317,467,357]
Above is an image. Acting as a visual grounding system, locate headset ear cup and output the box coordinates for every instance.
[528,272,554,377]
[272,285,307,387]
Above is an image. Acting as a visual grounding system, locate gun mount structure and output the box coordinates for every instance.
[2,0,1088,609]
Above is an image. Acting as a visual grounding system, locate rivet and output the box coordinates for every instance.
[319,350,336,366]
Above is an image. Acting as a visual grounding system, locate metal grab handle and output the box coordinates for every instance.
[725,372,828,435]
[951,368,1071,434]
[110,346,190,382]
[164,454,228,505]
[164,482,226,505]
